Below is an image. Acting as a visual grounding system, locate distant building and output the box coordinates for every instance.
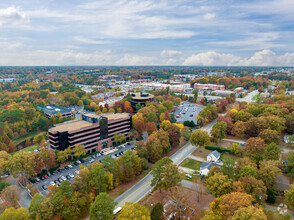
[37,105,73,119]
[194,83,225,91]
[48,113,132,153]
[234,87,244,93]
[207,150,220,162]
[214,90,235,97]
[131,92,154,111]
[0,78,14,83]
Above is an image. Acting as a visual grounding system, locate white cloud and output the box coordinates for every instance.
[115,54,156,66]
[161,50,182,57]
[182,49,294,66]
[0,6,29,27]
[203,13,215,21]
[74,36,113,44]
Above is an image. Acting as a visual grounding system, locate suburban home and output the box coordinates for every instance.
[207,150,220,162]
[283,135,294,144]
[200,162,220,176]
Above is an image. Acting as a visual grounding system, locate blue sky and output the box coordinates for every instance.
[0,0,293,66]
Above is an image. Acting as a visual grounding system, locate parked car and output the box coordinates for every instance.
[190,114,193,117]
[176,115,180,118]
[51,172,56,175]
[42,185,47,190]
[30,179,36,183]
[47,173,51,177]
[80,159,85,163]
[54,180,60,184]
[43,175,48,179]
[40,176,45,180]
[50,181,55,186]
[36,178,41,182]
[66,175,71,180]
[127,143,131,146]
[89,159,95,163]
[61,176,66,181]
[69,173,74,178]
[58,177,63,182]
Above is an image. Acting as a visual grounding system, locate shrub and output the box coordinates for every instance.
[151,203,163,220]
[205,145,231,153]
[0,181,10,193]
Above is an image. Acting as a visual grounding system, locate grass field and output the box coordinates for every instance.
[181,159,202,171]
[220,153,239,161]
[12,132,38,145]
[192,147,212,159]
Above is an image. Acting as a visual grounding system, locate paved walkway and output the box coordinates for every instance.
[187,155,205,162]
[223,138,245,144]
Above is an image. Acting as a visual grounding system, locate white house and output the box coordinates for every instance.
[207,150,220,162]
[200,162,220,176]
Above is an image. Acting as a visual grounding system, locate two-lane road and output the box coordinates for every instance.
[115,121,217,208]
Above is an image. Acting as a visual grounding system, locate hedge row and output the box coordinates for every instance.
[205,145,231,153]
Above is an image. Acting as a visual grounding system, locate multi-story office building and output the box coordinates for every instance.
[37,105,73,119]
[131,92,154,111]
[48,113,131,153]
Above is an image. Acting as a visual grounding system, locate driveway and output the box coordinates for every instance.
[187,155,205,162]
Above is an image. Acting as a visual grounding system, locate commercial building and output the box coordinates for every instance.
[0,78,14,83]
[131,92,154,111]
[194,83,225,91]
[213,90,235,97]
[48,113,131,153]
[141,82,191,93]
[37,105,73,119]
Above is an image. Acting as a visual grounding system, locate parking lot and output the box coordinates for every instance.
[174,101,204,124]
[34,142,136,196]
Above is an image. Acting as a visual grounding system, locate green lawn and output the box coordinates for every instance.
[22,144,39,152]
[181,159,202,171]
[220,153,239,161]
[12,132,38,145]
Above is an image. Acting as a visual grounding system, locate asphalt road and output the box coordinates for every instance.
[174,101,204,124]
[114,120,217,208]
[35,142,136,196]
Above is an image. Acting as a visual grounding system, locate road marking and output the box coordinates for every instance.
[116,181,150,205]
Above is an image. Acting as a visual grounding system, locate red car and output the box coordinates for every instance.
[43,175,48,179]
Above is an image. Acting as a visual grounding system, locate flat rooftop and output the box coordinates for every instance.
[50,120,93,132]
[102,113,130,121]
[83,113,101,119]
[131,92,154,100]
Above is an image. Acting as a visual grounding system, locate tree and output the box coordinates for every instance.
[0,151,11,175]
[258,160,281,188]
[90,192,117,220]
[181,127,191,141]
[266,188,276,204]
[232,121,246,138]
[264,142,281,161]
[160,163,183,191]
[238,165,258,179]
[160,120,171,129]
[218,117,233,134]
[119,202,151,220]
[133,120,145,138]
[25,139,31,147]
[164,124,181,148]
[151,203,163,220]
[8,151,36,179]
[286,152,294,176]
[0,181,10,193]
[259,129,280,144]
[210,192,254,219]
[231,206,267,220]
[244,137,265,163]
[34,133,45,145]
[89,163,109,194]
[0,207,30,220]
[239,176,267,202]
[211,122,227,143]
[56,148,71,163]
[145,122,157,135]
[146,136,163,163]
[206,173,232,197]
[72,144,87,158]
[28,193,54,220]
[285,183,294,210]
[230,143,242,155]
[190,130,210,152]
[286,112,294,134]
[150,157,172,192]
[1,185,19,207]
[8,141,16,153]
[192,89,198,102]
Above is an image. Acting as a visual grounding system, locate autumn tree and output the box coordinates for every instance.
[239,176,267,202]
[258,160,281,188]
[264,142,281,161]
[151,203,163,220]
[230,143,242,155]
[286,152,294,176]
[119,202,151,220]
[28,193,54,220]
[8,151,36,179]
[25,139,31,147]
[209,192,254,219]
[34,133,45,145]
[231,206,267,220]
[211,122,227,143]
[258,129,280,144]
[1,185,20,208]
[190,130,210,152]
[285,183,294,210]
[181,127,191,141]
[151,157,172,192]
[0,207,30,220]
[145,122,157,136]
[146,136,163,162]
[90,192,117,220]
[232,121,246,138]
[164,123,181,148]
[72,144,87,158]
[244,137,265,163]
[89,162,109,194]
[56,148,71,163]
[206,173,233,197]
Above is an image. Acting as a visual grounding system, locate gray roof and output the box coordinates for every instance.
[208,150,220,159]
[200,162,220,170]
[37,105,72,115]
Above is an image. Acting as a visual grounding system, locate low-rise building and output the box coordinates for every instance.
[131,92,154,111]
[207,150,220,162]
[0,78,14,83]
[48,113,131,153]
[200,162,220,176]
[37,105,73,119]
[194,83,225,91]
[213,90,235,97]
[234,87,244,93]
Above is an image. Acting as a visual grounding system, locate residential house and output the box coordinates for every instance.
[207,150,220,162]
[200,162,220,176]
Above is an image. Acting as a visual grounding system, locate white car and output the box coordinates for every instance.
[61,176,66,181]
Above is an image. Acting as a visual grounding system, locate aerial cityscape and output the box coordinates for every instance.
[0,0,294,220]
